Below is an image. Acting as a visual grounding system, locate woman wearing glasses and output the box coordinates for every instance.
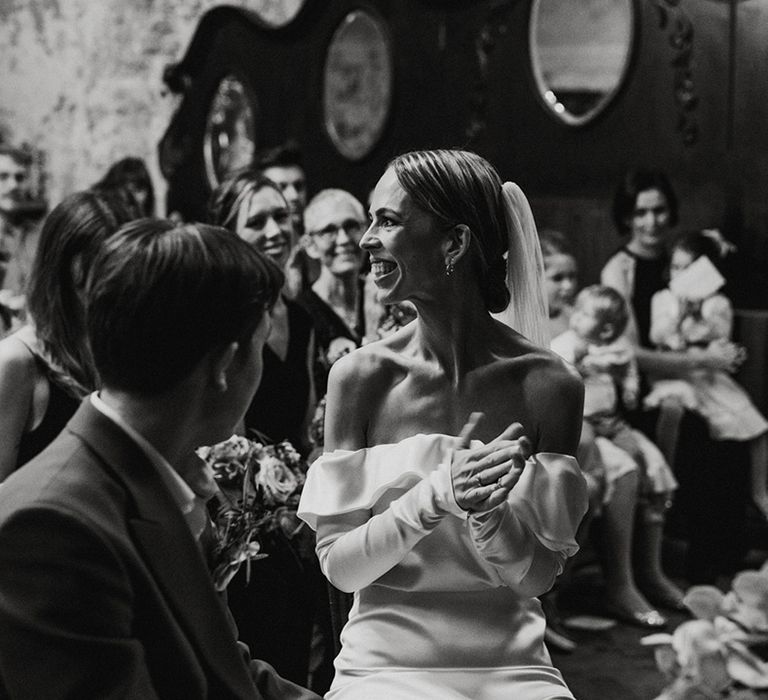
[299,189,374,399]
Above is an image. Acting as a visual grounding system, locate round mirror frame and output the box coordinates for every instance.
[528,0,638,127]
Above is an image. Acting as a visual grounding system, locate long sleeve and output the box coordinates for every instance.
[0,507,162,699]
[468,504,562,597]
[302,456,464,593]
[468,453,587,597]
[316,463,461,593]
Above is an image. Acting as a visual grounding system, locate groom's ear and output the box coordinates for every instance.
[209,341,239,392]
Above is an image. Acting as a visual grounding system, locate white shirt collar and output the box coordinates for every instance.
[89,393,207,538]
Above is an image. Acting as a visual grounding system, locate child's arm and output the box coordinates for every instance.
[700,294,733,342]
[611,339,640,409]
[650,289,685,350]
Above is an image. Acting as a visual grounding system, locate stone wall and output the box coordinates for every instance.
[0,0,302,213]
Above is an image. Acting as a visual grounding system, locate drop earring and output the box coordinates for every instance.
[445,258,455,277]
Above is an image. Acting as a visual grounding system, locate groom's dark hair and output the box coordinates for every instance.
[84,218,283,395]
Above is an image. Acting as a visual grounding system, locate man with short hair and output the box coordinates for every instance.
[257,141,307,236]
[0,219,322,700]
[0,146,31,288]
[258,141,318,296]
[0,145,41,326]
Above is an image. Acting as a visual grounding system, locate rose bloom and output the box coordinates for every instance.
[256,454,299,504]
[198,435,256,485]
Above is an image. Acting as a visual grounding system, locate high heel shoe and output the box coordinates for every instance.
[637,581,688,612]
[642,589,687,613]
[603,602,667,629]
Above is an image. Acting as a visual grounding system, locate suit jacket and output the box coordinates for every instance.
[0,399,321,700]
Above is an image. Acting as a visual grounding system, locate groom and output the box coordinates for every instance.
[0,219,321,699]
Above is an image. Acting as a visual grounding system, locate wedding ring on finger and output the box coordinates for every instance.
[496,477,504,489]
[473,474,483,488]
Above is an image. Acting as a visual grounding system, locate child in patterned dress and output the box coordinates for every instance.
[646,230,768,518]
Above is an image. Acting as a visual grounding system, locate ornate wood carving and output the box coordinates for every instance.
[650,0,698,145]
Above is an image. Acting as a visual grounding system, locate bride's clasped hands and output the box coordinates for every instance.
[451,412,533,513]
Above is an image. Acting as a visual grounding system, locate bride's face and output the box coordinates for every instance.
[361,167,447,305]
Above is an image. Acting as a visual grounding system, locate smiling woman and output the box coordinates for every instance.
[298,149,588,700]
[298,188,371,399]
[206,169,324,686]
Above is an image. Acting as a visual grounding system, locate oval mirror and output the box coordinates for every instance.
[529,0,635,126]
[203,75,257,188]
[323,9,393,161]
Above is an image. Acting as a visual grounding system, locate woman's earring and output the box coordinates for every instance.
[445,258,455,277]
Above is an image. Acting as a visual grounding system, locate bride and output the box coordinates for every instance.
[298,149,588,699]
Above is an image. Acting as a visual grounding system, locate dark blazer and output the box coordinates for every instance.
[0,399,321,700]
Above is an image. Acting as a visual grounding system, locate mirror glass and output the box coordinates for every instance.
[323,10,393,160]
[203,76,257,187]
[529,0,634,126]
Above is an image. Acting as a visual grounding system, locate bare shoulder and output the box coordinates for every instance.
[325,334,409,450]
[0,331,37,383]
[518,346,584,455]
[521,346,582,399]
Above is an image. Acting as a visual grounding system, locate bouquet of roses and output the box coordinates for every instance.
[196,435,308,591]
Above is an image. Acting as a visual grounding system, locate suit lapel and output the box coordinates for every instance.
[67,400,257,699]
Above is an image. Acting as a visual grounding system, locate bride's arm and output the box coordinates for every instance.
[315,465,459,593]
[314,352,461,593]
[467,366,587,597]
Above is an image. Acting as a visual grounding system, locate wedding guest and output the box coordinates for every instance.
[0,145,42,319]
[298,189,377,400]
[0,146,31,286]
[299,149,588,698]
[645,230,768,518]
[601,167,749,583]
[0,218,321,699]
[257,141,318,296]
[208,171,323,689]
[552,285,683,619]
[0,189,135,480]
[542,230,671,633]
[94,156,155,217]
[208,170,315,454]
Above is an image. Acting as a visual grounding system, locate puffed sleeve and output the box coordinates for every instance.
[297,436,465,593]
[700,294,733,342]
[602,252,640,347]
[467,453,588,597]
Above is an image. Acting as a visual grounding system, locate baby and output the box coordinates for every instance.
[552,285,678,501]
[646,230,768,518]
[545,235,682,625]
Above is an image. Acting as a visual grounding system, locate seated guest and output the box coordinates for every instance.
[0,218,321,699]
[299,189,377,399]
[602,168,749,583]
[541,230,668,639]
[0,189,135,480]
[552,285,684,620]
